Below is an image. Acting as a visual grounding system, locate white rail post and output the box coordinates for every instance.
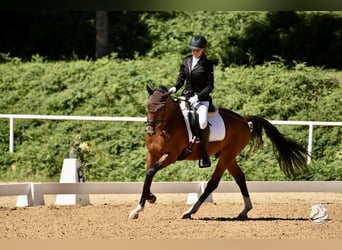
[9,116,14,153]
[186,182,213,204]
[16,183,34,207]
[307,123,313,165]
[55,158,90,205]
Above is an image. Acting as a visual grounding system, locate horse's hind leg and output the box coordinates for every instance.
[227,160,253,219]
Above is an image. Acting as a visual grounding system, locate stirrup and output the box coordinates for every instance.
[199,157,211,168]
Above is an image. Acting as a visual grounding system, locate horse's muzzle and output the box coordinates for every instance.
[145,125,156,136]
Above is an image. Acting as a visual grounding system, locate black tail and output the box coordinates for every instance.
[245,116,309,179]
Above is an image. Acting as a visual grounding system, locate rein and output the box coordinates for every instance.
[146,96,192,127]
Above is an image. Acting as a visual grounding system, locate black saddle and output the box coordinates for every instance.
[174,96,217,161]
[187,98,216,139]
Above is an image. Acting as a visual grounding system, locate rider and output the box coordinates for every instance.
[169,35,214,168]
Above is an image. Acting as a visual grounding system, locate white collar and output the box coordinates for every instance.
[192,56,200,69]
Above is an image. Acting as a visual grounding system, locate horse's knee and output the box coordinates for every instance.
[146,167,157,177]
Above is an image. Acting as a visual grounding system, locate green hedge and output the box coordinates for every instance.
[0,55,341,182]
[142,11,342,68]
[1,11,341,68]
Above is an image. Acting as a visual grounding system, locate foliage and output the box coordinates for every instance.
[108,12,152,58]
[141,11,342,68]
[0,56,341,182]
[1,11,341,68]
[69,134,90,182]
[0,12,96,61]
[140,11,260,65]
[229,11,342,68]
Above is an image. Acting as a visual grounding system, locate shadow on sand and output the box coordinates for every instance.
[196,217,310,222]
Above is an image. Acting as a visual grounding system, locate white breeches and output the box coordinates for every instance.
[194,101,209,129]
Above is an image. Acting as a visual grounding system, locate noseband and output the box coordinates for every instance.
[146,117,165,128]
[146,107,166,135]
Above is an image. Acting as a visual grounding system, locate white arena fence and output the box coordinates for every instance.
[0,181,341,206]
[0,114,341,206]
[0,114,341,164]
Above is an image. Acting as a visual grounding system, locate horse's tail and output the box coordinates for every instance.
[245,115,309,179]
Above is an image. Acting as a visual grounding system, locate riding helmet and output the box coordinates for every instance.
[189,35,207,50]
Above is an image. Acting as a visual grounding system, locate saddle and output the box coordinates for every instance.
[176,97,226,160]
[187,101,218,140]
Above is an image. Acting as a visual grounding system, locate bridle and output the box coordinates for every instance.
[146,117,165,128]
[146,107,166,128]
[146,96,191,134]
[145,87,183,135]
[146,93,168,135]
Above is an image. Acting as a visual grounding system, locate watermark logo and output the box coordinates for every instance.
[310,204,329,224]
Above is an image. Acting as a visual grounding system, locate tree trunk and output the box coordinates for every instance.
[95,11,109,58]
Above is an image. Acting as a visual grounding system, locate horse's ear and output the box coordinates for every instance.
[146,85,154,95]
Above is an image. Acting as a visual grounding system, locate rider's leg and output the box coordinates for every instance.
[197,102,211,168]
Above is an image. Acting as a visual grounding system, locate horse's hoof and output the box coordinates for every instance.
[128,211,139,219]
[147,194,157,204]
[237,213,248,221]
[181,212,192,219]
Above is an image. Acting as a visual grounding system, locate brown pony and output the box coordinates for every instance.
[129,85,309,219]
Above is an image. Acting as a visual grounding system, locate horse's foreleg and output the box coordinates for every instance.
[128,154,168,219]
[128,165,159,219]
[182,164,226,219]
[128,197,145,219]
[228,160,253,220]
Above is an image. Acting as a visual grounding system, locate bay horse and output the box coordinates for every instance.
[129,85,309,219]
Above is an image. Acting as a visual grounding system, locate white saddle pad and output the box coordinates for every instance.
[179,100,226,143]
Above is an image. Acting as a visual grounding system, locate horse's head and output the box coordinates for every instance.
[145,85,172,136]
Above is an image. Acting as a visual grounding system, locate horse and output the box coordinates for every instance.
[129,85,309,220]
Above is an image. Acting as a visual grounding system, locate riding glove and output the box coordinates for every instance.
[188,94,199,104]
[168,87,177,93]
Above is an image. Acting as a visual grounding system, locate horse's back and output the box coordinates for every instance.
[218,107,251,149]
[218,108,247,123]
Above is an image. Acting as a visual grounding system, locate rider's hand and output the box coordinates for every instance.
[168,87,177,93]
[188,94,198,104]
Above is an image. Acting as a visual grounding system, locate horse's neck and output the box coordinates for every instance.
[160,99,183,129]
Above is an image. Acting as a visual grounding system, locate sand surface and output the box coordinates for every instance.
[0,192,341,239]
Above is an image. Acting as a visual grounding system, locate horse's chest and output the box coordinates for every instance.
[146,133,172,152]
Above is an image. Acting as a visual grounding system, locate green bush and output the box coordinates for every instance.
[141,11,342,68]
[1,11,341,68]
[0,56,341,182]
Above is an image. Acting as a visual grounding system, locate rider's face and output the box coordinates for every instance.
[191,48,205,58]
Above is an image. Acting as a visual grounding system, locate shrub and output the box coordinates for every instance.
[0,57,340,181]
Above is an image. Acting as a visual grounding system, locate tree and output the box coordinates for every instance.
[96,11,109,58]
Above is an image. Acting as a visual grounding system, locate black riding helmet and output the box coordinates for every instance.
[189,35,207,50]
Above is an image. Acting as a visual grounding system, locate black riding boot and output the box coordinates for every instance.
[199,125,211,168]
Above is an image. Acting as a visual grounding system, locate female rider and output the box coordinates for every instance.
[169,35,214,168]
